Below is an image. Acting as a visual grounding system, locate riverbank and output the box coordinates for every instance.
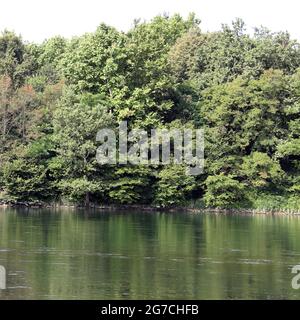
[0,200,299,215]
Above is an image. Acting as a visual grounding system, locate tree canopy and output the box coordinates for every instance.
[0,15,299,210]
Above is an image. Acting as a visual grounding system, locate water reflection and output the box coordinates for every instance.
[0,208,299,299]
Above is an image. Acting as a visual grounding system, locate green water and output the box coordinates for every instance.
[0,208,300,299]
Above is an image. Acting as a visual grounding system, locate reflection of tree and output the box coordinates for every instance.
[0,209,299,299]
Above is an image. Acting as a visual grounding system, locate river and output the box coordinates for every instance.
[0,208,299,299]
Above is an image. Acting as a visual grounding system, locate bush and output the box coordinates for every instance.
[203,174,245,208]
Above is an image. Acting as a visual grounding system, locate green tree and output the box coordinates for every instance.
[204,174,245,208]
[154,165,196,207]
[52,91,114,205]
[108,166,153,204]
[240,152,283,188]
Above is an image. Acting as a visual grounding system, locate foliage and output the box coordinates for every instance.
[154,165,196,207]
[203,174,245,208]
[0,15,300,210]
[240,152,284,188]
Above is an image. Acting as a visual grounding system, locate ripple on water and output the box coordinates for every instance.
[238,259,272,265]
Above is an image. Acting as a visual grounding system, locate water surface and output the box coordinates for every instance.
[0,208,299,299]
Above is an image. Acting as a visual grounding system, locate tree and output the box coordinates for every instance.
[0,15,299,210]
[200,70,288,177]
[119,14,200,128]
[204,174,245,208]
[108,166,153,204]
[240,152,283,188]
[0,75,13,145]
[60,24,126,94]
[154,165,196,207]
[0,30,37,88]
[2,158,48,201]
[52,91,114,205]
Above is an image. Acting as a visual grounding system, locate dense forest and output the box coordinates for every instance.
[0,14,299,211]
